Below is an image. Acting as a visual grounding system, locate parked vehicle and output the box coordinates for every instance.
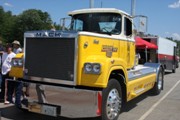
[9,8,164,120]
[138,36,177,73]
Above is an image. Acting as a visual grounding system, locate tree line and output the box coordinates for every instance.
[0,5,180,56]
[0,6,61,46]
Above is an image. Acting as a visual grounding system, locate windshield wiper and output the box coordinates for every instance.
[100,28,112,35]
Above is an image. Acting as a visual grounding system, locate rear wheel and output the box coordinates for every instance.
[101,79,122,120]
[152,67,163,95]
[172,68,176,73]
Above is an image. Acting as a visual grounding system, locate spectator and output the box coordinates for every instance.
[0,41,4,89]
[0,41,4,52]
[12,40,22,54]
[0,40,4,66]
[13,40,29,97]
[0,44,16,103]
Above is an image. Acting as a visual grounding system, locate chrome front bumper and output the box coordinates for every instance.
[21,82,102,118]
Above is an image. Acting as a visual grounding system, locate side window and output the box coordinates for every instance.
[124,17,132,36]
[73,19,83,31]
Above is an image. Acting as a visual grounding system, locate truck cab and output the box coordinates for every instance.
[10,8,163,120]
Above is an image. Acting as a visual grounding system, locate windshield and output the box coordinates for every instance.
[71,13,122,35]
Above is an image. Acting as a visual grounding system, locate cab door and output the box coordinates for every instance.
[124,17,135,69]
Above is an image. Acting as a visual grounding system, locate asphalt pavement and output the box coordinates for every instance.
[0,66,180,120]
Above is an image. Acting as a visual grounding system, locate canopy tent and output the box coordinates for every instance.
[135,37,158,50]
[135,37,158,62]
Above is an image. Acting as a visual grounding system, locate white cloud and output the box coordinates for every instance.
[165,32,170,35]
[172,33,180,41]
[168,0,180,8]
[4,2,13,7]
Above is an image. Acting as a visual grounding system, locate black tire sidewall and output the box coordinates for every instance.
[172,68,176,73]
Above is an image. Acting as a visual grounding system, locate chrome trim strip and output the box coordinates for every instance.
[23,34,26,76]
[128,72,156,81]
[73,36,78,85]
[128,66,156,81]
[24,30,78,38]
[144,62,162,82]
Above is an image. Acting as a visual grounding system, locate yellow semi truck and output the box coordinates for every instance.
[10,8,163,120]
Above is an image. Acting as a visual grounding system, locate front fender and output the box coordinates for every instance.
[144,62,163,82]
[78,56,127,88]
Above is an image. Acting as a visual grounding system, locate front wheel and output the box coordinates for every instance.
[101,79,122,120]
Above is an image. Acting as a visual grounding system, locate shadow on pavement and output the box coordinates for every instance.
[122,91,150,112]
[0,105,99,120]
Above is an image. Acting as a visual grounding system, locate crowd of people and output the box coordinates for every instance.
[0,40,23,107]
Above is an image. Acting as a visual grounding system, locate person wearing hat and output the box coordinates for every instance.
[0,43,16,103]
[12,40,22,54]
[12,40,28,97]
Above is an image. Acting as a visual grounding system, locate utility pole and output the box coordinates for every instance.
[90,0,94,8]
[131,0,136,17]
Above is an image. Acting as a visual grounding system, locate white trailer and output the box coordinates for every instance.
[143,36,177,73]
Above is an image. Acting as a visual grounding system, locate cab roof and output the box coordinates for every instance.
[68,8,131,17]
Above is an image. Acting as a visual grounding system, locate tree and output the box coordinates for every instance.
[0,6,16,43]
[0,6,4,37]
[0,7,61,45]
[2,11,16,43]
[166,37,174,41]
[14,9,53,45]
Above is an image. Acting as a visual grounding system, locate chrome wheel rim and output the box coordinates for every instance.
[106,88,121,120]
[158,72,163,90]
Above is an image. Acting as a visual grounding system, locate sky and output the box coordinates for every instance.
[0,0,180,40]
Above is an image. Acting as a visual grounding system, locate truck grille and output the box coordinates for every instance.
[25,38,75,82]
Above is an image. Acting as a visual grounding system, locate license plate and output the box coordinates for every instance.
[41,105,57,117]
[28,103,60,117]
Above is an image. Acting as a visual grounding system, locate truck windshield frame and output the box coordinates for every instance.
[71,13,122,35]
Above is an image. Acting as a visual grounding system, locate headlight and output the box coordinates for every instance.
[84,63,93,72]
[84,63,101,74]
[18,59,23,66]
[93,64,101,73]
[12,59,18,66]
[12,58,23,67]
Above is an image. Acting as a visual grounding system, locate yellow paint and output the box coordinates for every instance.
[76,34,135,88]
[126,73,156,101]
[9,53,24,78]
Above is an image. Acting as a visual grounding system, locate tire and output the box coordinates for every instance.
[101,79,122,120]
[19,107,28,113]
[172,68,176,73]
[152,67,163,95]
